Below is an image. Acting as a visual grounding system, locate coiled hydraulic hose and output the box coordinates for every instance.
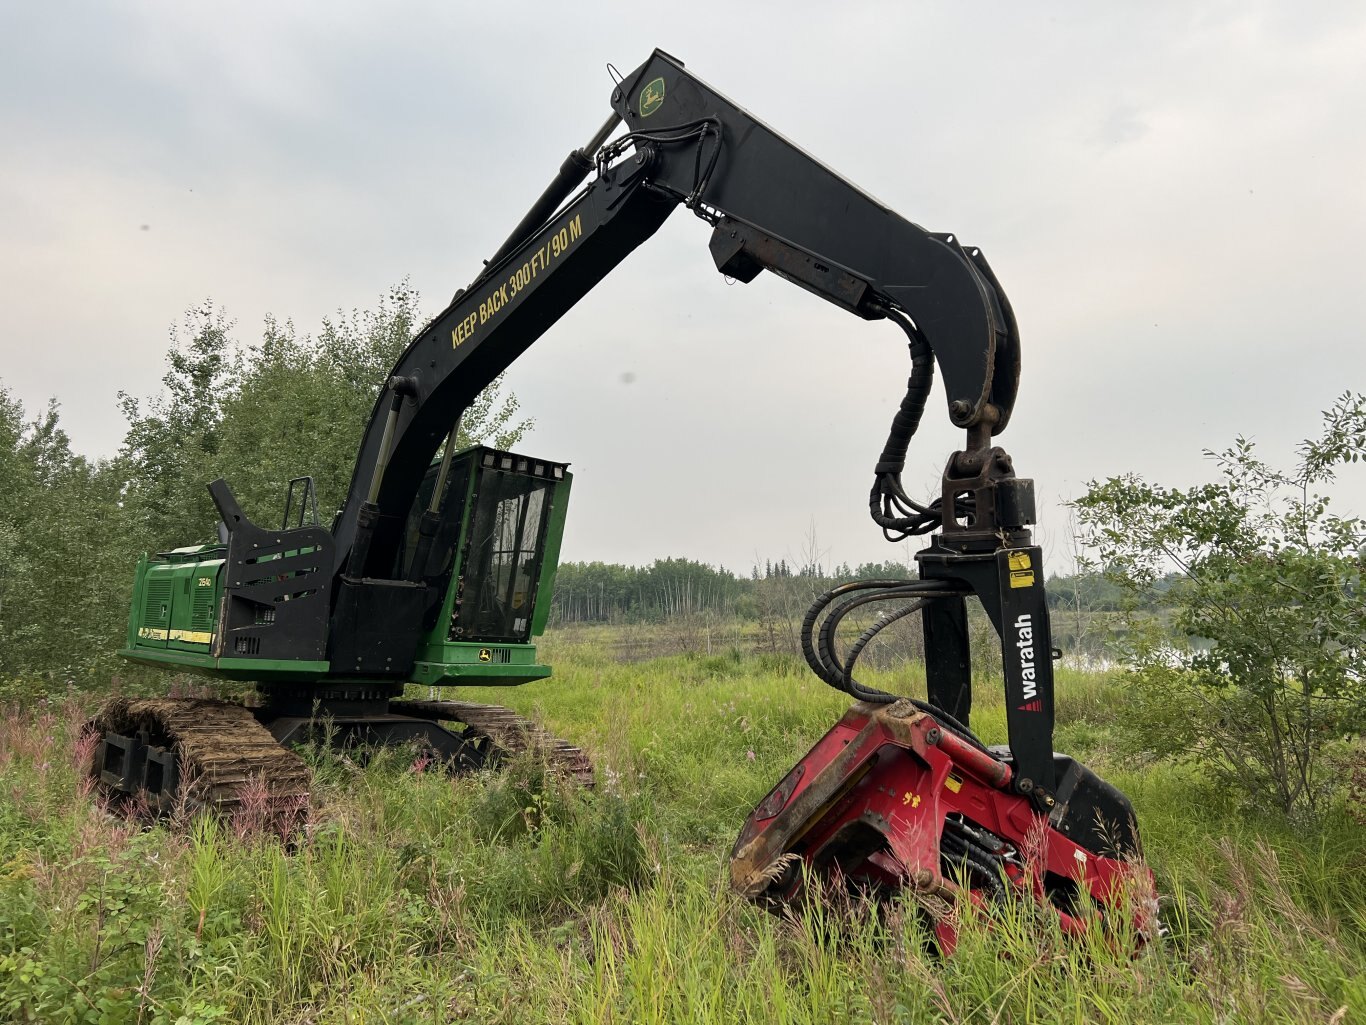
[800,579,986,752]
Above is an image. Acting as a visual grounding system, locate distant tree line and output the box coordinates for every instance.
[550,556,1177,627]
[552,559,744,623]
[550,558,922,625]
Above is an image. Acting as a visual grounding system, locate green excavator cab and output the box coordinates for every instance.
[120,445,571,688]
[407,446,572,687]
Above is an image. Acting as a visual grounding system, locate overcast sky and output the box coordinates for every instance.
[3,1,1363,572]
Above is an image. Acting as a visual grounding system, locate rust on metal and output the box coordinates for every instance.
[869,700,932,748]
[731,712,886,897]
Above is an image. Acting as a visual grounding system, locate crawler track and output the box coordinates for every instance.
[86,696,593,820]
[390,699,595,787]
[86,697,311,814]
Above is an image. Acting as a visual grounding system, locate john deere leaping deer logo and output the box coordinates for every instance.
[639,77,665,118]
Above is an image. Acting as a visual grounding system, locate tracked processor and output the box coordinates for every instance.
[89,49,1148,951]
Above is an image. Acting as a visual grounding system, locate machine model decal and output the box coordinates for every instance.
[639,76,665,117]
[1014,612,1039,704]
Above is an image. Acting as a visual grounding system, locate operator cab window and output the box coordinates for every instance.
[450,468,552,644]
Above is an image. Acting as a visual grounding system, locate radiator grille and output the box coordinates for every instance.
[191,586,216,631]
[144,578,172,626]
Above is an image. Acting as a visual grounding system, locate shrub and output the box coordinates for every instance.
[1075,392,1366,816]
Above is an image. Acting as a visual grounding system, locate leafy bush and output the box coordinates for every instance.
[1076,392,1366,816]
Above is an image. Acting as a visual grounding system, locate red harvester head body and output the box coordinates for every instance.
[731,700,1153,952]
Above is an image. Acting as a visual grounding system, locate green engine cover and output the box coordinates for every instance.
[127,546,223,652]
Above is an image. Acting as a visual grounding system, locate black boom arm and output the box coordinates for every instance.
[332,48,1019,577]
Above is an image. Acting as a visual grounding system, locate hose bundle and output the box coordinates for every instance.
[869,308,975,540]
[596,117,724,215]
[787,306,992,751]
[800,579,985,751]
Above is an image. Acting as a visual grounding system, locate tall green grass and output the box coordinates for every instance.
[1,646,1363,1023]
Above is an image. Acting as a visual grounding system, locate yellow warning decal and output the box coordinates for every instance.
[944,773,963,793]
[137,627,169,641]
[169,629,212,644]
[1007,550,1035,589]
[452,214,584,349]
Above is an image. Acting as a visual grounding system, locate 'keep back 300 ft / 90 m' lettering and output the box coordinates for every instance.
[451,215,584,349]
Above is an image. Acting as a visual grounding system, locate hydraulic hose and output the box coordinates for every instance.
[873,308,935,481]
[840,600,929,688]
[870,308,946,540]
[790,305,992,752]
[799,580,987,751]
[817,586,928,698]
[800,580,913,688]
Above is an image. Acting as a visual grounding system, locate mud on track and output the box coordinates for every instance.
[87,697,311,811]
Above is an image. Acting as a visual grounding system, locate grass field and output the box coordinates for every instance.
[2,631,1364,1023]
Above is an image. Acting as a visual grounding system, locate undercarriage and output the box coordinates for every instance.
[87,685,593,819]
